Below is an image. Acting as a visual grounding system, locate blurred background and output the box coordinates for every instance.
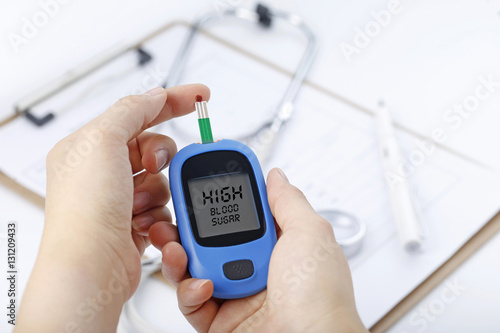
[1,1,500,332]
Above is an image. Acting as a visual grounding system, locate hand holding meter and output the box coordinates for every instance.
[169,99,277,299]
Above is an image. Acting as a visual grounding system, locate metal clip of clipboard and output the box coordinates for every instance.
[14,45,154,126]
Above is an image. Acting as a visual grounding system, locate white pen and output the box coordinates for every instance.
[376,101,423,253]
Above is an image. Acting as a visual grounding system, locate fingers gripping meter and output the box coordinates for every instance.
[169,100,277,299]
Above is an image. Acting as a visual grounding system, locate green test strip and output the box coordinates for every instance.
[196,101,214,144]
[198,117,213,144]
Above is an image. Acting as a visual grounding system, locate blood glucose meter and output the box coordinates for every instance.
[169,98,277,299]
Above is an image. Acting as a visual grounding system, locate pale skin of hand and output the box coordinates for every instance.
[149,168,368,333]
[15,84,367,333]
[15,84,211,332]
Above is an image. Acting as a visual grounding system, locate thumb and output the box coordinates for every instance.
[267,168,333,235]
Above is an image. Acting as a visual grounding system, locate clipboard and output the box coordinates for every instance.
[1,20,500,332]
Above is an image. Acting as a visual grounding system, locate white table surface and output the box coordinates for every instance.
[1,1,499,332]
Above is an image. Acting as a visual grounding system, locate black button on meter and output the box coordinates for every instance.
[223,260,254,280]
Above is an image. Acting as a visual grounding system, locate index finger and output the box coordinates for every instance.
[148,84,211,127]
[83,84,210,143]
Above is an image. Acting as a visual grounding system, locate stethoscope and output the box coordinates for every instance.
[162,4,318,163]
[123,3,367,332]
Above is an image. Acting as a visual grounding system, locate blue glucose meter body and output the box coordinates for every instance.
[169,139,277,299]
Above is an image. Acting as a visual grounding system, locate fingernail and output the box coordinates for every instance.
[155,148,168,171]
[189,279,209,290]
[132,215,154,231]
[143,87,165,96]
[133,192,151,212]
[276,168,288,182]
